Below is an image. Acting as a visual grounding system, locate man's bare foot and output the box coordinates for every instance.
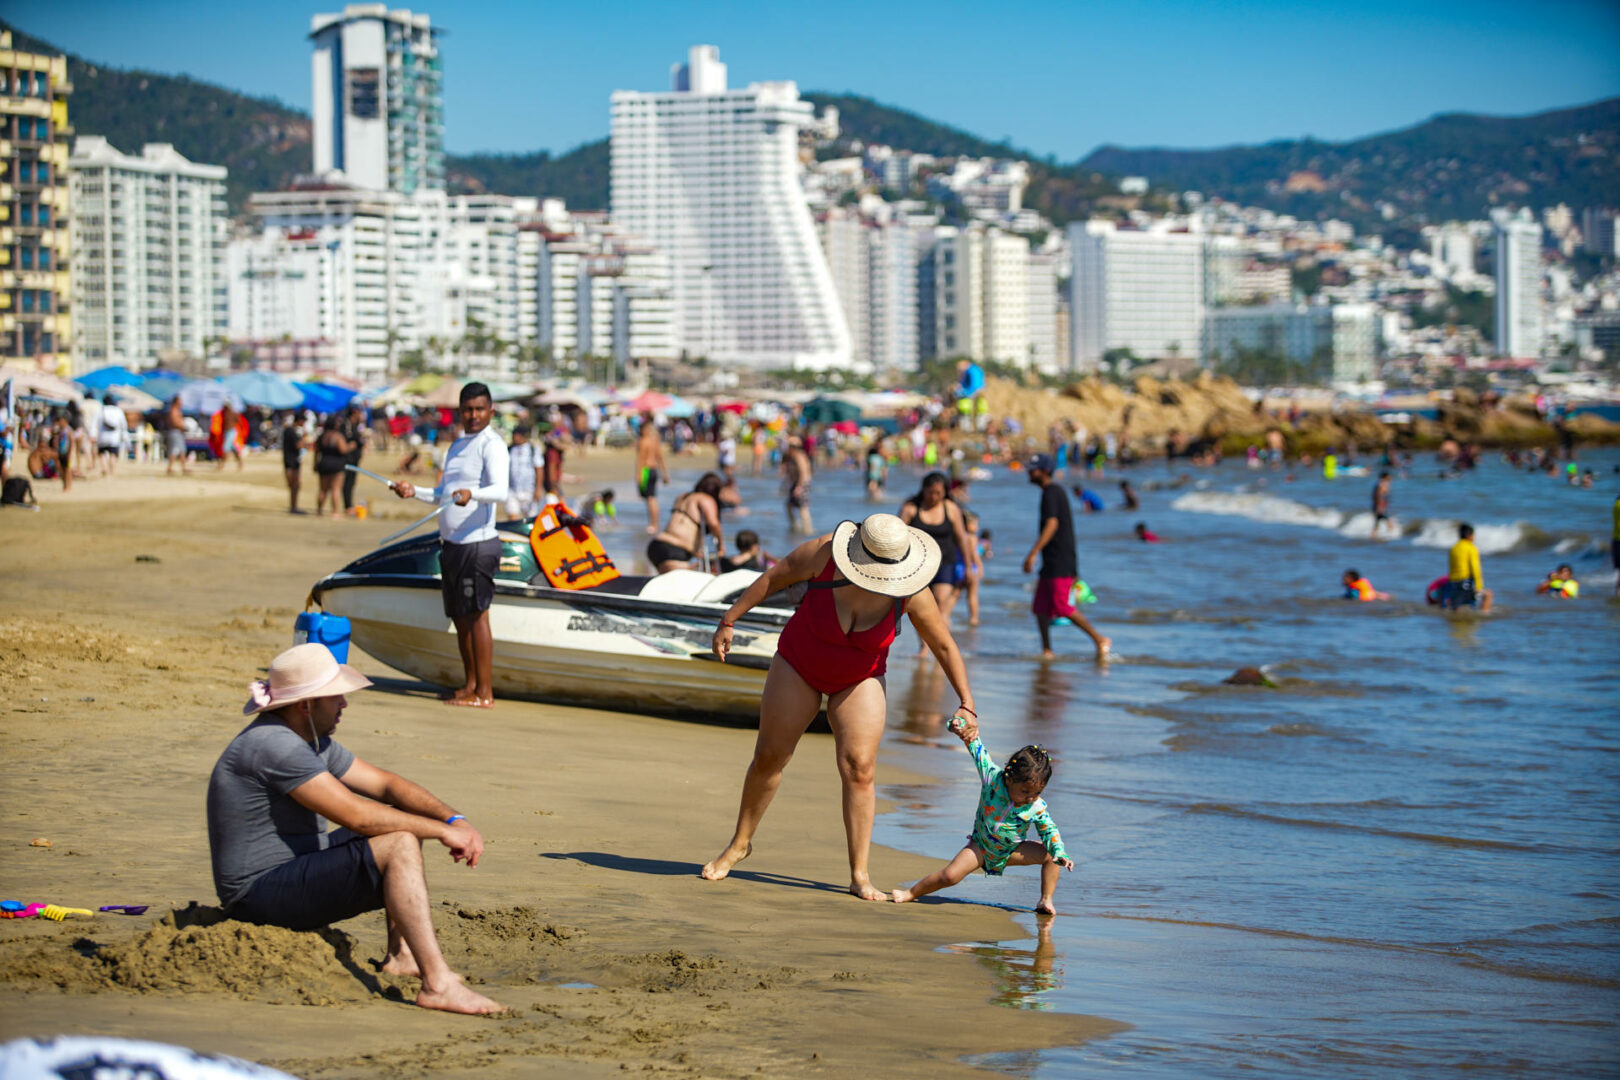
[416,974,506,1015]
[850,880,889,902]
[890,887,917,904]
[1040,649,1056,660]
[1094,637,1112,661]
[442,688,478,703]
[700,842,751,880]
[380,953,422,978]
[444,696,494,708]
[1035,900,1057,915]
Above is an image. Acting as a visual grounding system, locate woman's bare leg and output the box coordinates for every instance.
[701,656,822,881]
[826,676,890,900]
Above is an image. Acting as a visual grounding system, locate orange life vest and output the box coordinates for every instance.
[530,501,620,590]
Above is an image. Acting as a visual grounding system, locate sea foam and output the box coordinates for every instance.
[1171,491,1549,554]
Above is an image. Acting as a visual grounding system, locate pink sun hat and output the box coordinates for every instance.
[244,643,373,716]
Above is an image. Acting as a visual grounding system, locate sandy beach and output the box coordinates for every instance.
[0,449,1118,1077]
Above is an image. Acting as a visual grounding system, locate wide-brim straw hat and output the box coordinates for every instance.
[243,643,373,716]
[830,514,941,598]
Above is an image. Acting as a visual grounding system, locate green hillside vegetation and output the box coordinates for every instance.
[1082,98,1620,227]
[11,14,1614,228]
[3,20,311,213]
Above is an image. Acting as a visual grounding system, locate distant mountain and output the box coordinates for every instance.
[3,20,311,213]
[11,14,1614,227]
[1081,98,1620,225]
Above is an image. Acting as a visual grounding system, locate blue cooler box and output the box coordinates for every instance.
[294,612,352,664]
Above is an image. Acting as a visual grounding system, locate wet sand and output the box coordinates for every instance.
[0,451,1118,1076]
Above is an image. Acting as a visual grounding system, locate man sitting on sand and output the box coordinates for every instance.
[206,643,504,1015]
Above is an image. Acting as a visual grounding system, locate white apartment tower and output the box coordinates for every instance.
[1069,220,1207,370]
[534,206,676,371]
[610,46,851,370]
[1493,208,1545,357]
[69,138,228,369]
[311,5,444,194]
[239,186,424,378]
[935,224,1034,366]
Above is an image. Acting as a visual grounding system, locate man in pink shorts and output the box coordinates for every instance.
[1022,454,1110,660]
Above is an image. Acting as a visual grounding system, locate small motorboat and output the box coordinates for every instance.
[310,523,788,721]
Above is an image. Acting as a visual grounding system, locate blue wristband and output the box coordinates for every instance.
[445,814,466,825]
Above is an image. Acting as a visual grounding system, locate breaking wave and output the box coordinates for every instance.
[1171,491,1560,555]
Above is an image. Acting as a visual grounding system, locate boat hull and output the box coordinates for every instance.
[315,577,778,721]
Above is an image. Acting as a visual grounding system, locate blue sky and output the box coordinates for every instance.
[13,0,1620,158]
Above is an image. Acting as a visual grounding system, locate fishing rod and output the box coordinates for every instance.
[345,464,445,544]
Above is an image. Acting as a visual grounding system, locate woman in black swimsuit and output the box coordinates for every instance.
[898,471,979,621]
[646,472,727,573]
[313,415,354,518]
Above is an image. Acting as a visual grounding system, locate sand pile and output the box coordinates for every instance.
[0,907,382,1006]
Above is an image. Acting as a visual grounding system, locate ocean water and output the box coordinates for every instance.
[599,446,1620,1078]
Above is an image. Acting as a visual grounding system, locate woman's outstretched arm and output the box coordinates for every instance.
[711,533,831,660]
[904,587,976,717]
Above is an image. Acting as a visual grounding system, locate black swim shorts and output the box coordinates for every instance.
[440,537,500,618]
[229,830,383,931]
[637,467,658,499]
[646,537,694,566]
[1613,538,1620,570]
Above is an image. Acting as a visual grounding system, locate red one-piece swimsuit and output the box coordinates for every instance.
[777,561,905,696]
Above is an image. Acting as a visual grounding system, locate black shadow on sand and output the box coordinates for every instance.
[540,851,850,895]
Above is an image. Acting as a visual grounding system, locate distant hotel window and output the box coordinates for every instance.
[348,68,381,119]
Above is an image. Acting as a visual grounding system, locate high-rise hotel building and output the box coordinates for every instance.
[1,30,72,373]
[610,45,850,370]
[1069,220,1208,370]
[311,5,444,195]
[1492,207,1545,358]
[69,138,228,370]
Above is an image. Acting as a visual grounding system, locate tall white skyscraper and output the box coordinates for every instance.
[1492,208,1545,358]
[311,5,444,194]
[610,45,851,370]
[70,138,228,370]
[1069,220,1207,370]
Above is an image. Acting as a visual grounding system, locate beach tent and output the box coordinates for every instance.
[483,380,537,403]
[421,379,465,408]
[626,390,673,414]
[294,381,359,415]
[219,371,303,410]
[178,379,244,415]
[75,366,146,393]
[400,372,449,396]
[532,387,593,409]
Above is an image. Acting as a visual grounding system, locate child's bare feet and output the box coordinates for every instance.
[1095,637,1112,661]
[700,842,751,880]
[1035,900,1057,915]
[416,974,506,1015]
[890,887,917,904]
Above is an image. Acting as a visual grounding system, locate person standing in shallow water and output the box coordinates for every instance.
[1023,454,1110,660]
[701,514,976,901]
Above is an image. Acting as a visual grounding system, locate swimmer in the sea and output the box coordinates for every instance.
[1342,568,1388,601]
[1134,522,1160,543]
[1535,564,1579,598]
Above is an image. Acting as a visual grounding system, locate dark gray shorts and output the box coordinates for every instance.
[440,537,500,618]
[229,830,383,931]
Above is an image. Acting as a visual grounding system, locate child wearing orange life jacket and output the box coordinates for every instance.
[1342,568,1388,601]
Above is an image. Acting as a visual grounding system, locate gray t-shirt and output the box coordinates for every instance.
[206,717,355,907]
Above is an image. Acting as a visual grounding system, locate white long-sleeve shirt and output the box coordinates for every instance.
[412,426,510,544]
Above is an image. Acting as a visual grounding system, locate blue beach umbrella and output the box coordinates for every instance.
[74,365,146,392]
[294,381,359,414]
[137,370,190,401]
[219,371,304,410]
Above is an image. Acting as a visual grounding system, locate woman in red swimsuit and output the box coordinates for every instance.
[702,514,977,901]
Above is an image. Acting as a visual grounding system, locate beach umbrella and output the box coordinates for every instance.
[104,384,164,411]
[532,388,591,409]
[137,370,190,401]
[800,397,862,425]
[3,368,85,404]
[483,380,536,402]
[75,365,146,392]
[626,390,673,414]
[422,379,466,409]
[220,371,303,410]
[401,372,448,396]
[714,400,748,415]
[661,394,697,418]
[177,379,244,415]
[294,381,359,414]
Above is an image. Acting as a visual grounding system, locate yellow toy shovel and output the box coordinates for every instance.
[40,905,93,921]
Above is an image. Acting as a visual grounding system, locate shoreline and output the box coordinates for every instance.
[0,452,1123,1076]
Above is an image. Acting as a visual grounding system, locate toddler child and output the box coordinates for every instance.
[892,715,1074,913]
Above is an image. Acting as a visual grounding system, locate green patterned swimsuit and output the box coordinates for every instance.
[965,737,1068,875]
